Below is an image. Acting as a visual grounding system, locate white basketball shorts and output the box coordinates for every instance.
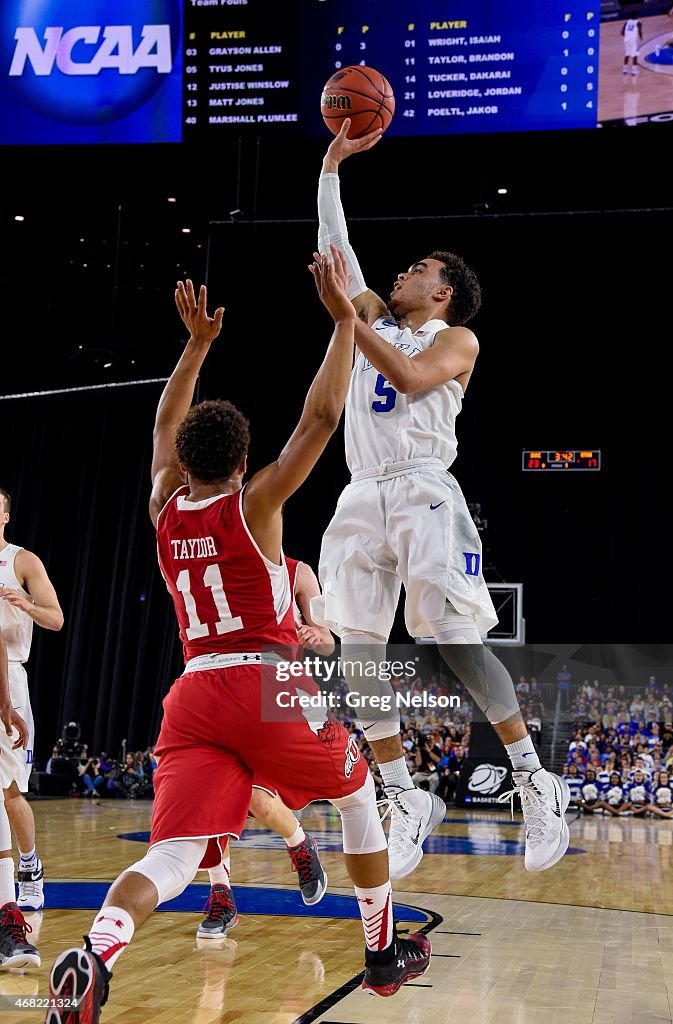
[312,465,498,639]
[0,663,35,792]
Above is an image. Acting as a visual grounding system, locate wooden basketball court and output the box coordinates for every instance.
[2,798,671,1023]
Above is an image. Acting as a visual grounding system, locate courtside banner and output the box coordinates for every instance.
[455,758,513,807]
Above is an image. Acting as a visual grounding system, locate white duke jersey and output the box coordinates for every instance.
[345,317,463,474]
[0,544,33,662]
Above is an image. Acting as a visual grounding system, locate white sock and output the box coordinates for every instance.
[285,825,305,848]
[354,882,393,952]
[0,858,16,908]
[88,906,135,969]
[19,848,37,868]
[379,756,414,792]
[505,736,541,772]
[223,852,231,876]
[208,861,230,886]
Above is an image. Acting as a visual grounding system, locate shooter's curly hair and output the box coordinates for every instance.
[426,250,482,325]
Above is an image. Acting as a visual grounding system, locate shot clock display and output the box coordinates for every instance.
[522,450,601,471]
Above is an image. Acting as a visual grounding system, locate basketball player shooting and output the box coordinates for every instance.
[44,252,432,1023]
[314,118,570,879]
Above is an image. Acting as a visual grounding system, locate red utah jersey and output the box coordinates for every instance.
[156,486,298,662]
[285,557,302,625]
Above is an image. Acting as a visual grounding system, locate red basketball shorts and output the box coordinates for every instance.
[150,663,368,855]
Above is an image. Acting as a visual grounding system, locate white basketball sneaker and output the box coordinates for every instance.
[381,787,446,880]
[17,858,44,912]
[499,768,570,872]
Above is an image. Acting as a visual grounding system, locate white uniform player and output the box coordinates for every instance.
[0,487,63,923]
[622,19,642,75]
[0,546,35,793]
[317,316,497,640]
[314,122,570,880]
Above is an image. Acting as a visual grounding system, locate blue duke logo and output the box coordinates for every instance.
[463,552,480,576]
[1,0,180,124]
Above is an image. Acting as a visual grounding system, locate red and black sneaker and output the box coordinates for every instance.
[362,929,432,997]
[0,902,40,969]
[287,833,328,906]
[45,937,111,1024]
[196,884,239,938]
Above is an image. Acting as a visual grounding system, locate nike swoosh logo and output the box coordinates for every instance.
[552,785,562,818]
[411,821,423,845]
[429,501,446,510]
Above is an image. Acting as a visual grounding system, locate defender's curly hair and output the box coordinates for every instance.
[426,250,482,326]
[175,400,250,481]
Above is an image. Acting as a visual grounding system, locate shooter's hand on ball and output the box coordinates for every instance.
[323,118,383,172]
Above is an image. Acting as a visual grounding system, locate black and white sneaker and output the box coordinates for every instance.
[362,927,432,997]
[0,903,40,969]
[381,787,446,880]
[45,938,111,1023]
[17,858,44,912]
[196,885,239,938]
[287,833,328,905]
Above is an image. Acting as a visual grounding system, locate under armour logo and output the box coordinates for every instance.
[97,915,124,929]
[357,897,374,905]
[397,958,406,968]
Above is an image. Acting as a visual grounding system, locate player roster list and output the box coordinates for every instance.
[182,0,302,136]
[181,0,602,138]
[303,0,602,135]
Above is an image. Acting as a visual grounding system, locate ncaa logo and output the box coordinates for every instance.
[468,763,507,796]
[1,0,181,124]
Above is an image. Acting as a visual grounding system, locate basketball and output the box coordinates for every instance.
[321,65,395,138]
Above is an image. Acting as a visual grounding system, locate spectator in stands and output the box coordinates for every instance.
[579,768,601,815]
[45,745,63,774]
[568,747,587,772]
[108,754,144,799]
[662,721,673,751]
[81,759,105,800]
[568,730,588,755]
[629,693,645,719]
[563,763,584,806]
[412,734,441,793]
[599,772,630,816]
[651,770,673,818]
[644,698,660,725]
[635,745,655,774]
[602,701,619,729]
[525,703,541,748]
[515,675,529,696]
[626,768,651,817]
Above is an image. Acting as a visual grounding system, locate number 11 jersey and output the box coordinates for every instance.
[156,486,297,662]
[345,317,464,475]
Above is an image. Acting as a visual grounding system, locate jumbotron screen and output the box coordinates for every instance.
[1,0,672,145]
